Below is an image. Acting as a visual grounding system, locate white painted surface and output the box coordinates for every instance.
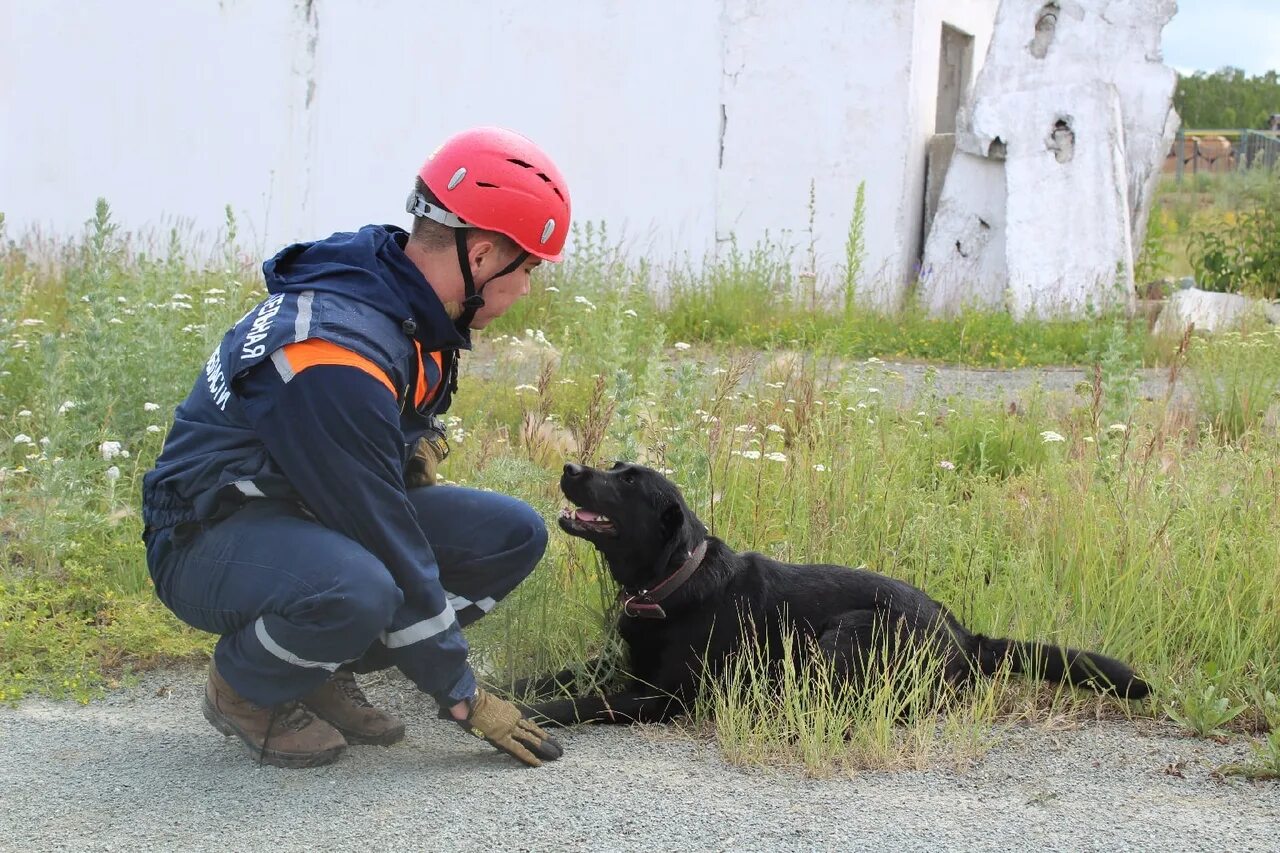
[920,0,1177,318]
[2,0,997,304]
[1153,289,1265,336]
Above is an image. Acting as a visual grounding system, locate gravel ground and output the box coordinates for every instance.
[469,341,1192,408]
[2,666,1276,852]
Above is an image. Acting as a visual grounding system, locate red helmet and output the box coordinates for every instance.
[413,127,571,262]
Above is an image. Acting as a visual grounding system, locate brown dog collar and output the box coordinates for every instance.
[618,539,709,619]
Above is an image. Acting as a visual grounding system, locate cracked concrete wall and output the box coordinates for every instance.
[719,0,998,310]
[919,0,1177,318]
[2,1,722,261]
[4,0,1000,306]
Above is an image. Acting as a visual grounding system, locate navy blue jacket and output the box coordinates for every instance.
[143,225,476,704]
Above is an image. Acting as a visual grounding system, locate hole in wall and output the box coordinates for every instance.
[987,137,1007,160]
[1029,2,1060,59]
[1047,118,1075,163]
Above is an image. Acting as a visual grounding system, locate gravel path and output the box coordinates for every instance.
[470,341,1191,408]
[2,666,1275,852]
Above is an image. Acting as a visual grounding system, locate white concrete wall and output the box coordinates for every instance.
[2,0,996,304]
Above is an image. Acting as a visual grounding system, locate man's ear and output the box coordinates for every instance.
[467,237,497,274]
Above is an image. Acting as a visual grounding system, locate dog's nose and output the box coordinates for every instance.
[563,462,585,478]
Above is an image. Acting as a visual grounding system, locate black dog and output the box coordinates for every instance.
[526,462,1150,726]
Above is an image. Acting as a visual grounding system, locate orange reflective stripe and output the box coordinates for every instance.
[281,339,396,397]
[413,341,445,408]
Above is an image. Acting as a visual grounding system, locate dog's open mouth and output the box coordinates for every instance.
[558,506,617,536]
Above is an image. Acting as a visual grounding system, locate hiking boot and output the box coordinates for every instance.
[202,662,347,769]
[301,670,406,746]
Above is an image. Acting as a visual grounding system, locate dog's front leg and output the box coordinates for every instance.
[506,656,606,700]
[529,688,688,727]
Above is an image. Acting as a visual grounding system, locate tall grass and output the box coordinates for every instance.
[1,205,1277,771]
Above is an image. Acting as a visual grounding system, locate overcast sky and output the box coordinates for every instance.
[1163,0,1279,76]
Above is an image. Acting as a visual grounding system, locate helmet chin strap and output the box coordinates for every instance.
[453,228,528,333]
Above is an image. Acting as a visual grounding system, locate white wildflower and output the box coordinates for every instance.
[100,440,123,460]
[1040,430,1066,444]
[204,297,225,305]
[765,452,788,463]
[109,318,123,325]
[937,460,956,471]
[205,288,226,295]
[171,292,193,301]
[144,402,160,412]
[813,464,827,472]
[733,424,755,433]
[623,309,638,318]
[20,318,44,326]
[58,400,76,414]
[766,424,785,433]
[117,296,129,303]
[12,434,32,445]
[17,410,31,417]
[573,295,596,310]
[1107,423,1128,434]
[543,286,560,293]
[514,384,538,393]
[867,388,881,395]
[673,342,692,351]
[38,437,50,447]
[1083,436,1095,443]
[105,466,121,481]
[146,425,162,433]
[739,450,762,460]
[865,357,883,364]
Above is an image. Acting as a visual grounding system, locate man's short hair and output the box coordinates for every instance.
[408,178,516,254]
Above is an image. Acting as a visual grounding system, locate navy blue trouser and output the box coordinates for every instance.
[145,487,547,707]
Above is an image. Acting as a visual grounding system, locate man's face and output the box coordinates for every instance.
[469,247,541,329]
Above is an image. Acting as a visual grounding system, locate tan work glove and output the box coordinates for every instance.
[405,430,448,488]
[450,687,564,767]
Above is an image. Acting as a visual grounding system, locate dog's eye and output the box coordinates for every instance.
[621,471,636,484]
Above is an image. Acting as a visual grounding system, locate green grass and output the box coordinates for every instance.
[2,203,1278,771]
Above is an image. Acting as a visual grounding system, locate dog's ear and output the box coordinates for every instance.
[660,502,685,538]
[652,502,690,569]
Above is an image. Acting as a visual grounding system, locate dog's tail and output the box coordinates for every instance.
[974,635,1150,700]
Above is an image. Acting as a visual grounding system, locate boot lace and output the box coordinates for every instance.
[333,672,374,708]
[257,701,318,765]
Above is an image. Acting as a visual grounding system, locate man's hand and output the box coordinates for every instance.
[448,688,564,767]
[404,432,448,488]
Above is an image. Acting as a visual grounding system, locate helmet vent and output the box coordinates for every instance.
[507,158,533,169]
[475,181,499,188]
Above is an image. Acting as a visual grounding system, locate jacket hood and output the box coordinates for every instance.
[261,225,469,350]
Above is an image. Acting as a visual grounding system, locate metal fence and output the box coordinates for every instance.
[1237,129,1280,172]
[1167,128,1280,183]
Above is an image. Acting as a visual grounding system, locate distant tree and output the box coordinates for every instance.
[1174,67,1280,129]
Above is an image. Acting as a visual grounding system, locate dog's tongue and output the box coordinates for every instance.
[575,509,605,522]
